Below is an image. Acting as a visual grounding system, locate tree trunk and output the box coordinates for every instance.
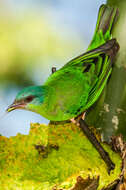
[85,0,126,141]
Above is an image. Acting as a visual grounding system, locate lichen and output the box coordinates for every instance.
[112,115,119,130]
[0,123,122,190]
[104,103,110,113]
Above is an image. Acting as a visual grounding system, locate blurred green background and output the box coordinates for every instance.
[0,0,106,137]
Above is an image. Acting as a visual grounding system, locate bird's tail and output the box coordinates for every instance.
[88,4,119,51]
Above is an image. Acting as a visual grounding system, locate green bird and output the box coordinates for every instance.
[7,5,119,122]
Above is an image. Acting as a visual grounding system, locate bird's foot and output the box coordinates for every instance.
[82,112,85,120]
[70,118,79,126]
[70,118,77,124]
[70,112,86,126]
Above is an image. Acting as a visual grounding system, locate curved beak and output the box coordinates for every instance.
[6,102,26,113]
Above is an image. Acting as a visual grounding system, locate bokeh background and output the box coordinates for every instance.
[0,0,106,137]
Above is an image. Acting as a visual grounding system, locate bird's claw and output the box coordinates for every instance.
[70,112,86,126]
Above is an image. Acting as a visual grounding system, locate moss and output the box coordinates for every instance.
[0,123,122,190]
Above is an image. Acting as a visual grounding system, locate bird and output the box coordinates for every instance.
[7,4,119,123]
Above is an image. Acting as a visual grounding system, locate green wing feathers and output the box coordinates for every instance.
[60,38,119,113]
[75,39,119,110]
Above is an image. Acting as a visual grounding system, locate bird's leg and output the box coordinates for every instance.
[70,112,85,126]
[76,112,85,121]
[82,112,85,120]
[79,119,115,174]
[70,118,77,124]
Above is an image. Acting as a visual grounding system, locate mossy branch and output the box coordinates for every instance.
[0,122,122,190]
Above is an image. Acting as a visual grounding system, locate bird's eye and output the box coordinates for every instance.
[25,96,34,103]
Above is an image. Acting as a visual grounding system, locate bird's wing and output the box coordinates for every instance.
[84,56,111,110]
[63,39,117,70]
[62,39,119,110]
[83,39,119,110]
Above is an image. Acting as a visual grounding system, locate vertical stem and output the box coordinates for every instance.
[86,1,126,141]
[79,119,115,173]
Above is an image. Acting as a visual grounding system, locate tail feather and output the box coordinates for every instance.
[96,4,118,36]
[88,4,119,50]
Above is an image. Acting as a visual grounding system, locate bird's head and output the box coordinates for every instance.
[6,86,46,113]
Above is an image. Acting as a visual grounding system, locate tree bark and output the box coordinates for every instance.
[85,0,126,141]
